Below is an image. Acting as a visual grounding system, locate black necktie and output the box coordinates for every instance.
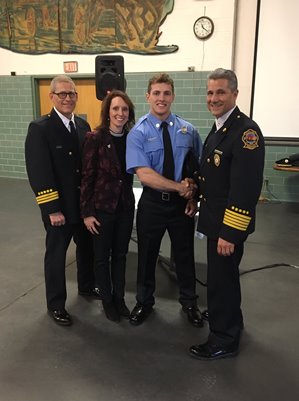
[69,120,80,153]
[161,121,175,180]
[69,120,77,138]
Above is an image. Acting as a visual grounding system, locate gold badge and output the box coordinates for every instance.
[214,153,221,167]
[242,129,259,150]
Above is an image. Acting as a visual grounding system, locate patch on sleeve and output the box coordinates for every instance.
[242,129,259,150]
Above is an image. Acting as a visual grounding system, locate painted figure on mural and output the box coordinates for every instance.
[0,0,178,54]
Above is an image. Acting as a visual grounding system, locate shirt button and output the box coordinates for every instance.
[69,151,72,155]
[202,177,205,182]
[207,158,210,163]
[198,175,202,181]
[76,169,79,173]
[77,186,80,189]
[199,194,203,199]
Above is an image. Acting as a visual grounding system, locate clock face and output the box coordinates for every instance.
[193,16,214,40]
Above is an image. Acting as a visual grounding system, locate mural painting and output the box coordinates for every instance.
[0,0,178,54]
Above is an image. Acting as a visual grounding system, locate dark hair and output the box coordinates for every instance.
[207,68,238,91]
[97,90,135,132]
[147,73,174,94]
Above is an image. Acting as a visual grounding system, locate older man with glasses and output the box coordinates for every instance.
[25,75,100,326]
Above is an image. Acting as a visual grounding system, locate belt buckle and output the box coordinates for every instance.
[162,192,170,201]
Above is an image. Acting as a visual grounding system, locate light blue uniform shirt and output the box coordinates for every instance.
[126,112,202,182]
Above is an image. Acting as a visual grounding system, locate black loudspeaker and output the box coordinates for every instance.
[95,55,126,100]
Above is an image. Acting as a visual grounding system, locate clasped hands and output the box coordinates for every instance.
[179,178,197,199]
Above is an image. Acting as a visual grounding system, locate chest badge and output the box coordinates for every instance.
[214,153,221,167]
[242,129,259,150]
[181,126,187,134]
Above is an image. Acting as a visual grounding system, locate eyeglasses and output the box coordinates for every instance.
[52,91,77,99]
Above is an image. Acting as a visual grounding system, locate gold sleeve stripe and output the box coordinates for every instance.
[223,209,251,231]
[36,191,59,205]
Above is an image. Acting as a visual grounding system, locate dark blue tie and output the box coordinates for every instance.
[161,121,175,180]
[69,120,80,155]
[69,120,77,138]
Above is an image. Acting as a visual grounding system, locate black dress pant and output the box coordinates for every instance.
[207,238,244,346]
[44,221,94,310]
[92,208,134,301]
[136,191,198,307]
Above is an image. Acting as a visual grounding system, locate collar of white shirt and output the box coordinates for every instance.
[54,107,75,131]
[215,106,236,131]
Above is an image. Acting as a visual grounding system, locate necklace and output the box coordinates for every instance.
[109,128,124,137]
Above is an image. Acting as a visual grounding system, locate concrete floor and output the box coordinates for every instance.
[0,177,299,401]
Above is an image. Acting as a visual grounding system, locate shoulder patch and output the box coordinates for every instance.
[242,129,259,150]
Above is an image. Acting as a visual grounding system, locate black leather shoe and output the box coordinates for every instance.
[48,309,72,326]
[114,298,130,319]
[202,309,209,321]
[129,304,153,326]
[189,341,238,360]
[102,300,120,322]
[182,306,204,327]
[78,287,102,299]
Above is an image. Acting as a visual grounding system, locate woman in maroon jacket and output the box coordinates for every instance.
[80,90,135,322]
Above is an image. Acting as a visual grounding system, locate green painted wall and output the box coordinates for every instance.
[0,73,298,202]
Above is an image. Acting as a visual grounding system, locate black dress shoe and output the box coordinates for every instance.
[78,287,102,299]
[189,341,238,360]
[182,306,204,327]
[102,300,120,322]
[48,309,72,326]
[202,309,209,321]
[129,304,153,326]
[114,298,130,319]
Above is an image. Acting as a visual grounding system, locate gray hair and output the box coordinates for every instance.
[207,68,238,91]
[50,75,76,92]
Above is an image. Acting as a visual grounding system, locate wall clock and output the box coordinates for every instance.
[193,16,214,40]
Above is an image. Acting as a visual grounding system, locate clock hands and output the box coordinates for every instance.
[201,24,208,33]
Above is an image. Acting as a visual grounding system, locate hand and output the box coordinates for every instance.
[49,212,65,226]
[217,237,235,256]
[178,178,198,199]
[185,199,198,217]
[84,216,101,235]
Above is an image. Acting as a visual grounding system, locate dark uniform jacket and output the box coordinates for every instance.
[80,129,135,217]
[197,107,265,244]
[25,109,91,224]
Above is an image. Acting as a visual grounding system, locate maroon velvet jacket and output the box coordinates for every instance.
[80,128,135,217]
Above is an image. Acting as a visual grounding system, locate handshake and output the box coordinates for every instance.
[178,178,198,199]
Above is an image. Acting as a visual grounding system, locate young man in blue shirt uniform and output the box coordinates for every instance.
[189,68,265,360]
[126,72,203,327]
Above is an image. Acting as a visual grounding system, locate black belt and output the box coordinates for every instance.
[142,187,182,202]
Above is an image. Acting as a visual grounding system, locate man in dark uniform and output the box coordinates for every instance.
[126,73,203,327]
[189,68,265,359]
[25,75,99,326]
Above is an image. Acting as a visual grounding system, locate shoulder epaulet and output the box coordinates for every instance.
[133,115,147,129]
[34,114,51,124]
